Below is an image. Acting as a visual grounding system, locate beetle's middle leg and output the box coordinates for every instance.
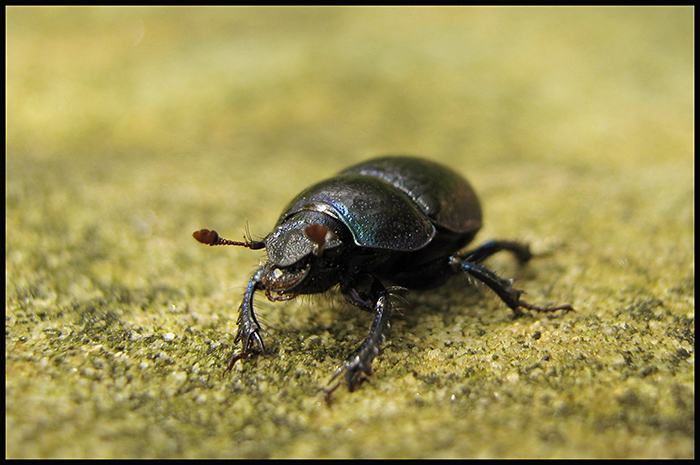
[326,277,393,394]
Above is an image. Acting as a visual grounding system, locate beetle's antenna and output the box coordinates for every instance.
[193,229,265,249]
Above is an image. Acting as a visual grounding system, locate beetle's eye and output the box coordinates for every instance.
[305,224,328,247]
[305,223,337,256]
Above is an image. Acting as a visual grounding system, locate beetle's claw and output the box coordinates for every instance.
[223,351,248,374]
[321,356,373,404]
[247,330,265,353]
[515,300,575,317]
[344,355,372,391]
[320,366,346,404]
[224,328,265,375]
[234,324,265,352]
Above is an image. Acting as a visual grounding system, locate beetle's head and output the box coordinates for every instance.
[193,210,346,301]
[261,210,344,299]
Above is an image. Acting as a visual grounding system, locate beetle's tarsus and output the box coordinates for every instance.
[516,301,575,315]
[322,354,373,403]
[320,367,346,404]
[224,328,265,375]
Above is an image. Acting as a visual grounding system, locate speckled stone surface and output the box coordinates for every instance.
[6,7,693,458]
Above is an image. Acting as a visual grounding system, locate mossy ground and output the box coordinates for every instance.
[6,7,693,458]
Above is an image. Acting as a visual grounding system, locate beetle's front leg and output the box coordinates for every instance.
[328,283,393,395]
[226,267,266,372]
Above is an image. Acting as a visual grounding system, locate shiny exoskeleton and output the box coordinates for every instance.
[193,156,573,396]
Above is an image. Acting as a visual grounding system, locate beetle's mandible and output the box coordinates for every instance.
[193,156,573,396]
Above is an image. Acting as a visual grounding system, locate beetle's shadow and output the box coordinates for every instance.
[252,256,538,361]
[267,277,503,348]
[250,290,373,358]
[396,276,510,327]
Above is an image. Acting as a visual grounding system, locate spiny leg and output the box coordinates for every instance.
[192,229,267,372]
[449,256,573,316]
[325,284,393,400]
[225,267,266,373]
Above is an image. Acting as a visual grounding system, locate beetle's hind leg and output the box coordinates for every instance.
[459,239,532,265]
[449,256,573,316]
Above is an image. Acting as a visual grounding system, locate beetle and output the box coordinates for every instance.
[193,155,573,395]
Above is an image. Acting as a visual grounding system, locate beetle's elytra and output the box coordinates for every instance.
[194,156,573,397]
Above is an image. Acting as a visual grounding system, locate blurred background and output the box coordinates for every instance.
[6,7,693,458]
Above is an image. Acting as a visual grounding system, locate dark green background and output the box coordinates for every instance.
[6,7,693,458]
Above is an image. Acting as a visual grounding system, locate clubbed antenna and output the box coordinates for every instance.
[192,229,265,249]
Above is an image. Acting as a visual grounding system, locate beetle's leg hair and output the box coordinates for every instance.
[332,281,393,394]
[459,239,532,265]
[450,257,572,316]
[347,292,392,390]
[225,267,266,373]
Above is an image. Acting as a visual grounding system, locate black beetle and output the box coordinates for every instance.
[194,156,572,395]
